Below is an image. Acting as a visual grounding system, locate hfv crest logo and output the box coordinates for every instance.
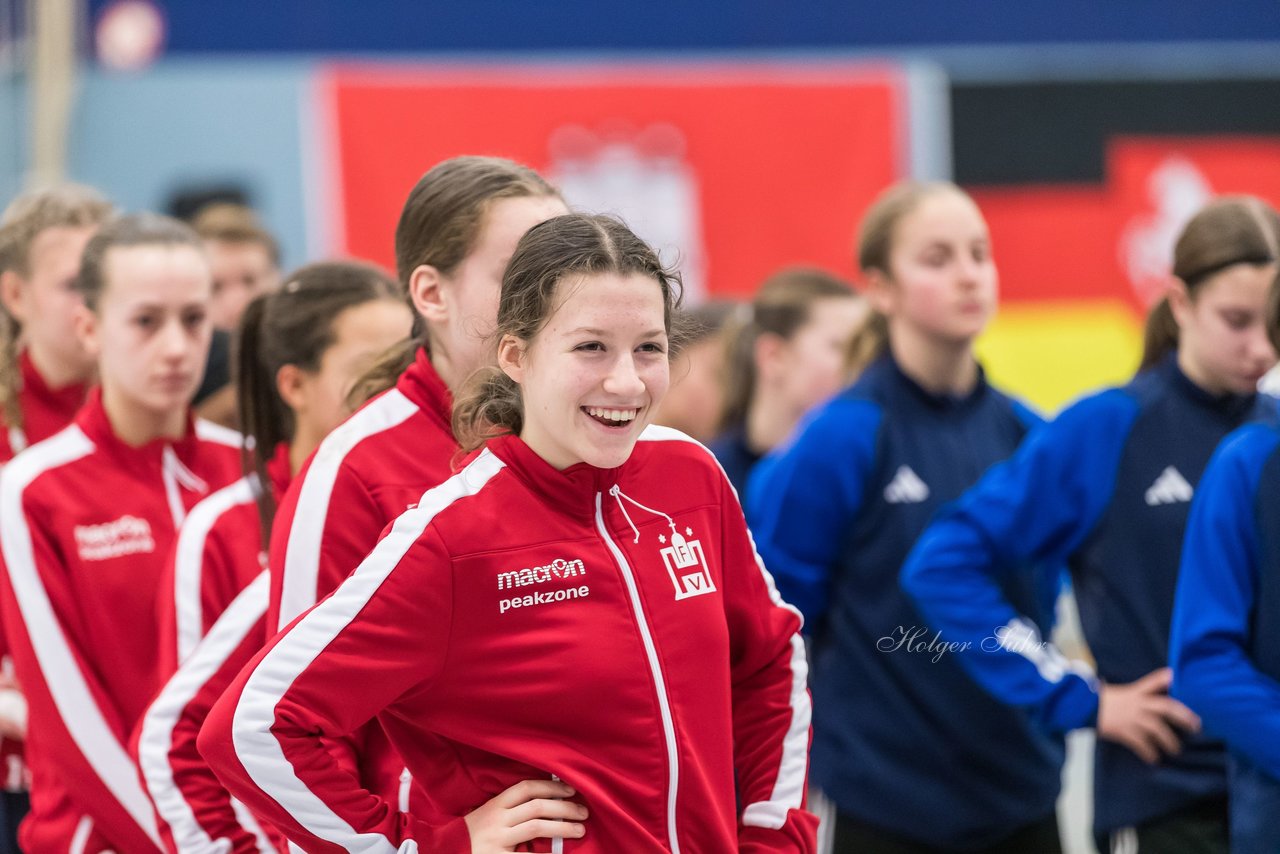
[660,527,716,600]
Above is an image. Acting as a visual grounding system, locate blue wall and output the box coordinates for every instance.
[4,60,317,270]
[90,0,1280,53]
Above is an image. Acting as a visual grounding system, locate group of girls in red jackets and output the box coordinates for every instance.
[0,157,816,853]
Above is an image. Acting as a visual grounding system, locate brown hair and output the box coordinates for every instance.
[192,203,281,266]
[718,267,857,432]
[75,213,205,313]
[236,261,400,541]
[1140,195,1280,371]
[0,184,113,430]
[351,156,560,404]
[1268,266,1280,355]
[453,213,686,451]
[846,181,975,374]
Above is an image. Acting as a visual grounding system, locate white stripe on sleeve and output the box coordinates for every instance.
[278,390,419,630]
[0,426,164,848]
[173,476,259,663]
[194,420,245,450]
[639,424,813,829]
[139,572,272,854]
[232,450,505,853]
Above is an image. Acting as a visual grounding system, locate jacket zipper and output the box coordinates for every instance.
[594,492,681,854]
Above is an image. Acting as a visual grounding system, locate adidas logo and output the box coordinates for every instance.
[1144,466,1193,506]
[884,466,930,504]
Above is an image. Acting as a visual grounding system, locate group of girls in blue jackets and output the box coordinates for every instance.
[727,182,1280,854]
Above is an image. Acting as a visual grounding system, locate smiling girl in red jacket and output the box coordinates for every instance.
[199,213,817,853]
[0,213,242,853]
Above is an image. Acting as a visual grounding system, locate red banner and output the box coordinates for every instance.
[323,62,910,299]
[972,136,1280,308]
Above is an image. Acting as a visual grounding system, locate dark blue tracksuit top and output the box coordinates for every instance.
[1171,414,1280,854]
[902,355,1276,835]
[708,425,760,500]
[747,353,1063,849]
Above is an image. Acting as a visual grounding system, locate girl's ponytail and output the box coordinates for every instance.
[233,293,285,540]
[1138,297,1179,372]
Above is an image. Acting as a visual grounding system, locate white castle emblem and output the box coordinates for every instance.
[661,529,716,600]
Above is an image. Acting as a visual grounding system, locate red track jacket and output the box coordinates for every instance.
[0,389,241,853]
[0,351,90,792]
[266,346,464,812]
[137,446,291,854]
[200,428,817,853]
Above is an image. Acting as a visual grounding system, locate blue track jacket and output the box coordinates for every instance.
[903,355,1274,833]
[1171,416,1280,853]
[748,353,1062,849]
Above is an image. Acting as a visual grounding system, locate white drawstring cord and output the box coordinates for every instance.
[608,484,676,543]
[162,446,210,528]
[167,450,208,493]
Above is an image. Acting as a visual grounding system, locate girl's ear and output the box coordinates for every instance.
[753,331,787,383]
[1165,277,1193,330]
[0,270,28,324]
[863,267,896,317]
[496,333,526,383]
[408,264,446,325]
[275,364,308,413]
[72,304,99,360]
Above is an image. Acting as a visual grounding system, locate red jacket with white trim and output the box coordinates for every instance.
[0,351,90,790]
[0,351,90,463]
[157,444,290,678]
[138,447,292,854]
[200,428,817,853]
[0,389,241,854]
[265,347,464,811]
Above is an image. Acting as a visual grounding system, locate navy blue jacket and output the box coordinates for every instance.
[708,425,761,501]
[747,353,1061,849]
[1171,416,1280,854]
[903,355,1275,833]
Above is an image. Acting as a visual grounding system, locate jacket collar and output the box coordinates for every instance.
[21,349,89,422]
[872,351,990,412]
[1160,354,1258,421]
[485,433,626,520]
[74,387,200,467]
[395,347,454,436]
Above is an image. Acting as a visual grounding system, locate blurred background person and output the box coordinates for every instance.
[709,267,865,497]
[651,299,737,442]
[189,204,282,428]
[0,213,242,853]
[1170,271,1280,854]
[902,196,1280,854]
[0,183,113,854]
[749,182,1067,853]
[193,203,281,335]
[138,260,411,853]
[0,185,113,459]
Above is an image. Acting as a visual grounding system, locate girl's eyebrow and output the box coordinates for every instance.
[566,326,667,337]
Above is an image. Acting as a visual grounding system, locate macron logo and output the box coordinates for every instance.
[497,558,586,591]
[74,515,155,561]
[1144,466,1193,506]
[884,466,930,504]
